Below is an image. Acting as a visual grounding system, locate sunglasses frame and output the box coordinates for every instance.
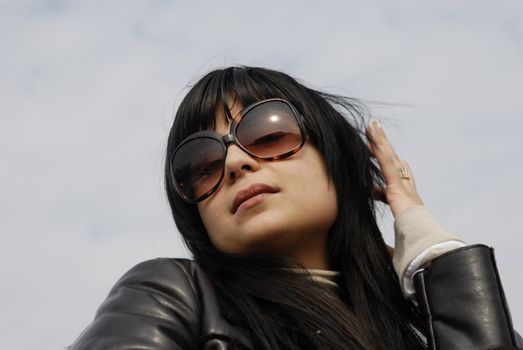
[170,98,308,203]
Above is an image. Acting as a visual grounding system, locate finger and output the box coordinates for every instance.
[398,159,417,188]
[365,131,378,157]
[396,160,425,207]
[366,120,405,187]
[366,140,374,155]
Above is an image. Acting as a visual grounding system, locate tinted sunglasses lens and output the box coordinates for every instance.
[236,101,303,158]
[172,137,225,201]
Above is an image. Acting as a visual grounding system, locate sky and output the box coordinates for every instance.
[1,1,522,348]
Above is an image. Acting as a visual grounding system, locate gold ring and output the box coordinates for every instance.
[399,168,411,180]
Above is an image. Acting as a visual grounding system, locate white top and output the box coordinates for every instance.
[306,268,340,289]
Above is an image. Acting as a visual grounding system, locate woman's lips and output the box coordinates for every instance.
[236,192,272,213]
[232,183,279,214]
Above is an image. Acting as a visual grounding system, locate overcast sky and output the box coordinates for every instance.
[1,1,522,348]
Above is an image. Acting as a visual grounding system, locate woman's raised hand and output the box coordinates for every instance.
[365,120,424,219]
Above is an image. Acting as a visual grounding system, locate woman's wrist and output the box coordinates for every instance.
[392,205,466,294]
[402,240,467,296]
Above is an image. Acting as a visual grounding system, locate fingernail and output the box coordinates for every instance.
[370,119,382,129]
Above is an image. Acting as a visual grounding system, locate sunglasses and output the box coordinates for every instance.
[170,98,307,203]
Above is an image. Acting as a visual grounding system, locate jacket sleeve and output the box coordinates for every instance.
[413,244,522,349]
[69,258,201,350]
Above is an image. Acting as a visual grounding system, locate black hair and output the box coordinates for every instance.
[165,66,426,349]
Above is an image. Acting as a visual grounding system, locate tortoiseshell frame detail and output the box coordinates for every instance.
[170,98,308,204]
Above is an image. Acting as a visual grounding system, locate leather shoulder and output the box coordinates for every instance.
[414,244,520,349]
[70,258,202,350]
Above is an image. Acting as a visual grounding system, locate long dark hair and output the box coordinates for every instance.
[165,66,426,349]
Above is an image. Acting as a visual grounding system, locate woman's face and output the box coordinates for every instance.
[197,99,338,267]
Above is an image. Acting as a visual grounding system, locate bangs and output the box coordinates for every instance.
[172,67,304,147]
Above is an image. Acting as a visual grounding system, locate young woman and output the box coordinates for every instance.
[70,66,521,349]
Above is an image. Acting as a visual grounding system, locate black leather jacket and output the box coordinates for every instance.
[70,245,522,349]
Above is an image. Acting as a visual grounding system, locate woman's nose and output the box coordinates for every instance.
[223,144,260,184]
